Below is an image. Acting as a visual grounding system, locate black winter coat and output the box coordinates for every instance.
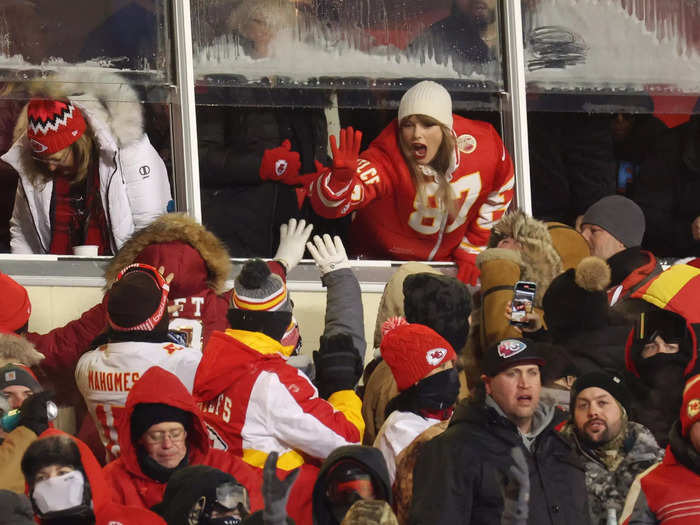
[409,399,591,525]
[197,102,344,257]
[631,117,700,257]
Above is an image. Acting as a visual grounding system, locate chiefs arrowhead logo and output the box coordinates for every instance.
[30,138,49,153]
[426,347,448,366]
[688,398,700,419]
[457,134,477,154]
[498,339,527,359]
[275,159,288,176]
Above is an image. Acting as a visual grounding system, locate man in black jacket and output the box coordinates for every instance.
[409,338,591,525]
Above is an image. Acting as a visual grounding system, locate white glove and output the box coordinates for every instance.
[306,234,351,276]
[274,218,313,272]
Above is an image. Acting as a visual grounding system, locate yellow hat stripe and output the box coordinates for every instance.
[233,289,287,311]
[639,265,700,311]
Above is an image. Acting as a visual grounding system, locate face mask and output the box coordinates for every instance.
[33,470,86,514]
[413,368,460,411]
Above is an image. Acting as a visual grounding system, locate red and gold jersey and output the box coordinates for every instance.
[308,115,514,282]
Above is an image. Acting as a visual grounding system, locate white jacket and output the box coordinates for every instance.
[75,340,202,459]
[374,410,441,485]
[1,77,172,254]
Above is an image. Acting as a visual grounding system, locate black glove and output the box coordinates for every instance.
[17,391,52,436]
[262,452,299,525]
[313,333,362,400]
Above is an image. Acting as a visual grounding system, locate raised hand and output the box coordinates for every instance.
[329,127,363,185]
[260,139,303,185]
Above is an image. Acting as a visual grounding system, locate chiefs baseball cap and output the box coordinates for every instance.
[482,337,546,377]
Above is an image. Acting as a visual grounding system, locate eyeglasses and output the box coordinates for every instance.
[143,427,186,444]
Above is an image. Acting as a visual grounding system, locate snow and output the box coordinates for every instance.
[526,0,700,92]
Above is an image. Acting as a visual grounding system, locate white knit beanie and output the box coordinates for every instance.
[398,80,453,129]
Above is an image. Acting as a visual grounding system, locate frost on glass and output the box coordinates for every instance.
[192,0,503,91]
[524,0,700,94]
[0,0,170,83]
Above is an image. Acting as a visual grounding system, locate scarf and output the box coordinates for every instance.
[563,402,630,472]
[49,156,110,255]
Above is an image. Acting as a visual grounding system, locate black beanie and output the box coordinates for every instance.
[570,371,631,415]
[403,273,471,352]
[543,257,611,338]
[107,269,169,333]
[130,403,191,443]
[152,465,248,525]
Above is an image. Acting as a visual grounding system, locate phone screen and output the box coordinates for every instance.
[510,281,537,327]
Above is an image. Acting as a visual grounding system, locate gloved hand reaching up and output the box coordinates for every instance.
[306,234,351,276]
[313,333,362,400]
[274,218,313,273]
[262,452,299,525]
[260,140,303,185]
[327,127,363,192]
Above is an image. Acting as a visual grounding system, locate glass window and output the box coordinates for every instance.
[0,1,174,256]
[525,0,700,259]
[192,0,511,268]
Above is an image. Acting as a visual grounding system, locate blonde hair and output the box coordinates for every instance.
[227,0,297,35]
[399,114,458,219]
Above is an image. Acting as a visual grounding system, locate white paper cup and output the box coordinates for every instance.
[73,245,99,257]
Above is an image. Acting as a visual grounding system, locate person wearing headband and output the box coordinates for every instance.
[75,263,202,460]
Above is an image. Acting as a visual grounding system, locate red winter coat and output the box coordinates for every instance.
[308,115,514,283]
[102,366,263,511]
[621,446,699,524]
[35,428,166,525]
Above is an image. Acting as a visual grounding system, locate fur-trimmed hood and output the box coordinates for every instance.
[9,71,145,189]
[482,209,562,306]
[104,213,232,296]
[0,333,44,368]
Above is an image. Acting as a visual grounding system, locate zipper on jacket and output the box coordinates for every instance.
[104,151,118,252]
[18,178,49,253]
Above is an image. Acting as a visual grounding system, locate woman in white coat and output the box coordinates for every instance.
[1,75,171,255]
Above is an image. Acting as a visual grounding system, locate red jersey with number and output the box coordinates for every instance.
[75,341,202,459]
[308,115,514,268]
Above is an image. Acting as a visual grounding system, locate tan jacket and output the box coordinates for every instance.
[0,425,37,493]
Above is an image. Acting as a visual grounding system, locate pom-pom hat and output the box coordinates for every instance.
[380,322,456,391]
[27,99,86,156]
[398,81,453,129]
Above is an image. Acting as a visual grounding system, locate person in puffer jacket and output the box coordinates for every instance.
[1,72,171,255]
[194,235,365,525]
[22,432,166,525]
[102,366,263,512]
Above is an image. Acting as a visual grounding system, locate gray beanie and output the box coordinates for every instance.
[581,195,645,247]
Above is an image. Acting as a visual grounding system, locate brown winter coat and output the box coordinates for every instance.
[0,425,37,493]
[463,211,563,386]
[392,419,449,525]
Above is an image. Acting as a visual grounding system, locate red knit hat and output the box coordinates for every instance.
[380,322,456,391]
[0,273,31,334]
[26,99,86,156]
[682,374,700,436]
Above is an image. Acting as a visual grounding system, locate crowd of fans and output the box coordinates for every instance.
[1,182,700,524]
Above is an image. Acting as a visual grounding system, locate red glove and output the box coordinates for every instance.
[260,140,303,185]
[456,257,481,286]
[328,126,362,192]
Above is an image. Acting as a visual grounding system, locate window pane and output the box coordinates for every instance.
[192,0,503,89]
[0,0,171,82]
[525,0,700,259]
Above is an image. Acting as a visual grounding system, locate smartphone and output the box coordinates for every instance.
[510,281,537,327]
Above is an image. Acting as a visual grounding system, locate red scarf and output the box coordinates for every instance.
[49,160,110,255]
